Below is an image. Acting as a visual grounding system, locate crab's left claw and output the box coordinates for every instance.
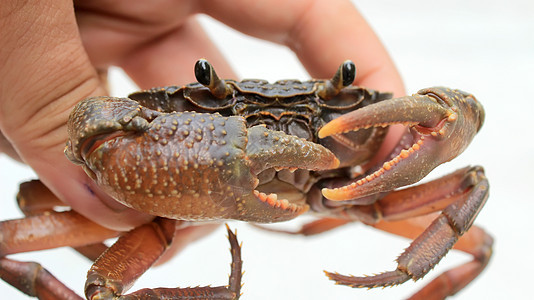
[319,87,485,201]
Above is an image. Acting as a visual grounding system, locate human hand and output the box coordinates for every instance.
[0,0,404,233]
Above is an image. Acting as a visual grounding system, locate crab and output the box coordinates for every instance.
[0,59,492,299]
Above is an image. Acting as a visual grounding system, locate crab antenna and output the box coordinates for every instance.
[318,60,356,100]
[194,59,233,99]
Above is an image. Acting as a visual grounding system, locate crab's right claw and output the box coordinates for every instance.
[319,87,485,201]
[236,125,339,223]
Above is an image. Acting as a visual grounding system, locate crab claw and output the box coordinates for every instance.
[236,125,339,222]
[319,87,485,201]
[246,125,339,174]
[66,96,339,223]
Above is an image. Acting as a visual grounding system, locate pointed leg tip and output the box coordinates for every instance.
[225,224,238,243]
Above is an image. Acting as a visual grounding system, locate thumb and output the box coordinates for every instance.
[0,1,152,230]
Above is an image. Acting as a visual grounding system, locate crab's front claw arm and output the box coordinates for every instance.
[65,97,339,223]
[319,87,485,201]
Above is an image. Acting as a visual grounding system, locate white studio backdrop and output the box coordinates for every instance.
[1,1,533,299]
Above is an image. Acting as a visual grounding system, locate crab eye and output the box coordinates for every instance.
[194,59,233,99]
[342,60,356,87]
[318,60,357,100]
[194,59,212,86]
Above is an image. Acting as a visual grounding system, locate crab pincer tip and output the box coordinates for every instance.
[318,121,342,139]
[321,186,354,201]
[331,157,341,169]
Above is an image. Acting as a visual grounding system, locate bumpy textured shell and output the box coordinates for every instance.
[129,80,392,168]
[65,73,392,222]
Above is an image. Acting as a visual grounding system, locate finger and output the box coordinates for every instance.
[199,0,405,164]
[0,0,152,230]
[0,130,23,163]
[119,18,236,89]
[198,0,404,96]
[74,0,196,70]
[74,0,234,87]
[31,152,154,231]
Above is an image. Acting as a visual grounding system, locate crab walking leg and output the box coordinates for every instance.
[122,225,242,300]
[0,208,119,299]
[85,220,242,300]
[371,221,492,300]
[0,211,119,257]
[16,180,109,261]
[361,166,487,222]
[325,166,491,298]
[0,258,82,300]
[16,180,65,215]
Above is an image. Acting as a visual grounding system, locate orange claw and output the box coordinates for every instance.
[319,87,485,201]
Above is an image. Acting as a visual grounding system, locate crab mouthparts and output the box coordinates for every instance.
[318,92,456,201]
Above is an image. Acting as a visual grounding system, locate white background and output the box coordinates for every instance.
[1,1,533,299]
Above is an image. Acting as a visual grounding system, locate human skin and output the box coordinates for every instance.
[0,0,404,250]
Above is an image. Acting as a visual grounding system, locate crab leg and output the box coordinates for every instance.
[333,166,487,224]
[16,180,109,261]
[0,258,82,300]
[0,209,118,299]
[325,166,491,299]
[319,87,485,201]
[85,220,242,300]
[0,197,118,300]
[371,222,492,300]
[0,211,118,257]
